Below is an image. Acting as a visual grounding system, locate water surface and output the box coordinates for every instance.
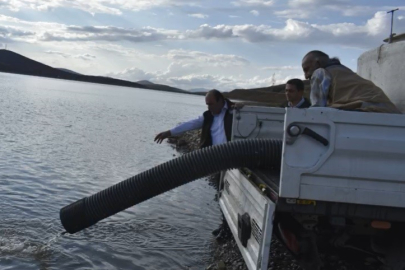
[0,73,221,269]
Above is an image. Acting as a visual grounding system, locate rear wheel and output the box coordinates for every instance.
[274,213,322,270]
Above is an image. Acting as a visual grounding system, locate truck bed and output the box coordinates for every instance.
[223,99,405,270]
[232,106,405,210]
[246,168,405,223]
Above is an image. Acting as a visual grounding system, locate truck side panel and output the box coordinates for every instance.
[281,108,405,208]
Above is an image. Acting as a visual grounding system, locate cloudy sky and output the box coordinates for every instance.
[1,0,404,91]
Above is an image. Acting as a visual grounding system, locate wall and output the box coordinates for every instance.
[357,40,405,113]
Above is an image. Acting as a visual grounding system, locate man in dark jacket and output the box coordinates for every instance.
[155,90,234,241]
[154,90,234,148]
[283,78,311,108]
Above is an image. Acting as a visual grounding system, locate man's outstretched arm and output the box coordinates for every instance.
[154,115,204,144]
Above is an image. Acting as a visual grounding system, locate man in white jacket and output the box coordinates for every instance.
[154,90,235,148]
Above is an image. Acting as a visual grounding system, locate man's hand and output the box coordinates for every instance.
[154,130,172,144]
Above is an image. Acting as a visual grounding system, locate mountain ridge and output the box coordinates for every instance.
[0,49,307,106]
[0,50,188,94]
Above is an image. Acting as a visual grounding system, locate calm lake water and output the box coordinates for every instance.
[0,73,221,270]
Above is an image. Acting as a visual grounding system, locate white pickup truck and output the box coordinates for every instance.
[218,106,405,270]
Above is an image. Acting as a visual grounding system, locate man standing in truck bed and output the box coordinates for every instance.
[302,50,401,113]
[284,78,311,108]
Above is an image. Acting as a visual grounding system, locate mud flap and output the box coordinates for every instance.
[219,169,275,270]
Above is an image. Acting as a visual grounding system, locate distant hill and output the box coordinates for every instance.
[0,50,307,104]
[137,80,155,85]
[0,50,188,94]
[224,82,310,106]
[188,88,209,93]
[137,80,189,94]
[0,50,70,77]
[56,68,82,75]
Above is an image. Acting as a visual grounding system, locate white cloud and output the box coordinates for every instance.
[232,0,274,7]
[101,0,202,11]
[313,22,364,36]
[0,25,35,37]
[105,49,263,90]
[250,10,260,16]
[76,53,96,60]
[0,0,201,15]
[87,43,156,59]
[0,0,122,15]
[2,11,404,50]
[187,20,315,42]
[278,1,405,19]
[1,11,402,48]
[0,0,23,12]
[108,67,156,81]
[188,13,209,19]
[104,48,253,89]
[166,49,250,67]
[45,50,96,60]
[364,11,390,36]
[186,12,404,46]
[0,24,35,44]
[185,24,234,39]
[44,50,71,57]
[288,0,348,8]
[6,2,401,92]
[38,25,180,43]
[274,9,311,19]
[108,65,296,91]
[262,66,300,70]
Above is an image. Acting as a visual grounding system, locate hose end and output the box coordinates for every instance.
[60,198,88,234]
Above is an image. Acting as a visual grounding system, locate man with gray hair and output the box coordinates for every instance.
[302,50,400,113]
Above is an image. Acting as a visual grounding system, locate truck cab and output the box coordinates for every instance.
[218,106,405,270]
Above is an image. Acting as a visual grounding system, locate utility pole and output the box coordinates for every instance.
[387,8,399,43]
[271,73,276,86]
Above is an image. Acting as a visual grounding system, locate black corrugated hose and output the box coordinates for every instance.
[60,138,282,234]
